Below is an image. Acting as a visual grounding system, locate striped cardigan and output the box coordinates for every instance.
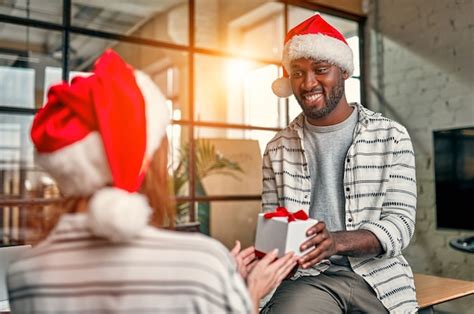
[7,214,252,313]
[262,103,418,313]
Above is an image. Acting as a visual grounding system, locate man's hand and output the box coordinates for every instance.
[230,240,258,280]
[298,222,384,269]
[298,221,337,269]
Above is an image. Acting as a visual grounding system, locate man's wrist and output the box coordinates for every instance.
[332,232,344,255]
[331,230,383,257]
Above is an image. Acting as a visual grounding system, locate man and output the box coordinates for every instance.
[260,14,418,313]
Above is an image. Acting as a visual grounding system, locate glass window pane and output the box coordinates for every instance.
[193,126,278,198]
[0,23,63,109]
[288,5,313,29]
[71,0,188,45]
[192,137,262,194]
[68,34,189,120]
[195,54,285,127]
[346,36,360,77]
[0,113,61,246]
[195,126,277,161]
[346,77,361,104]
[0,113,53,199]
[207,200,261,249]
[168,123,191,226]
[195,0,284,61]
[175,201,193,225]
[0,0,62,24]
[288,96,299,123]
[168,124,189,198]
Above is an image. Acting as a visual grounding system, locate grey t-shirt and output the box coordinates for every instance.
[303,107,358,270]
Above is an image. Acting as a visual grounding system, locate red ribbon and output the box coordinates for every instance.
[263,207,308,222]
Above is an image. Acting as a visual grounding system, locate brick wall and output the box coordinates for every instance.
[366,0,473,311]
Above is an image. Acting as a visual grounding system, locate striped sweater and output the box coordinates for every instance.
[262,103,418,313]
[7,213,252,313]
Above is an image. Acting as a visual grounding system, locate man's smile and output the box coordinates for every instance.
[302,91,324,106]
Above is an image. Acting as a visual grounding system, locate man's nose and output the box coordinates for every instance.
[302,72,318,91]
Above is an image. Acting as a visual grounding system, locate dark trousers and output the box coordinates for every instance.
[261,270,388,314]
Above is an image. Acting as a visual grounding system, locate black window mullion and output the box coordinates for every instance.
[0,107,37,115]
[188,0,196,222]
[358,19,367,106]
[62,0,71,82]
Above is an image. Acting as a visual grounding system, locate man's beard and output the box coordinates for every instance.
[298,76,345,120]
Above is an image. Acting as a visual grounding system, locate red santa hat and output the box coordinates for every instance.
[31,49,169,242]
[272,13,354,98]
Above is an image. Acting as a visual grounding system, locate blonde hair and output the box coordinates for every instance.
[140,136,175,229]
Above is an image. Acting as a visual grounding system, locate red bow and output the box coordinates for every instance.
[264,207,308,222]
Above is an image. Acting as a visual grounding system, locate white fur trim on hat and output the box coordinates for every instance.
[88,187,152,242]
[283,33,354,77]
[35,132,112,196]
[271,77,293,98]
[134,70,170,158]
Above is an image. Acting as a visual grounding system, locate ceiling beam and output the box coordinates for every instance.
[306,0,366,17]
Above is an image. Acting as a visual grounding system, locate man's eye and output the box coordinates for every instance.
[316,67,329,74]
[291,71,302,78]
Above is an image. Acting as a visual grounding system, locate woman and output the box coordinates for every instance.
[7,50,296,313]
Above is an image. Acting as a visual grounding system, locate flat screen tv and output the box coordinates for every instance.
[433,127,474,232]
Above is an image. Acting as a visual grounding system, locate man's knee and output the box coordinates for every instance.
[261,279,342,314]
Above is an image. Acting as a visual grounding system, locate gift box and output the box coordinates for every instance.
[255,207,318,258]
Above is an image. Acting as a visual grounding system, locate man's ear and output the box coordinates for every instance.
[342,71,349,80]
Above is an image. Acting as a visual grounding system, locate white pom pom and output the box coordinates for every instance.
[271,77,293,98]
[88,187,151,242]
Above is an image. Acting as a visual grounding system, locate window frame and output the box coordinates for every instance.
[0,0,366,226]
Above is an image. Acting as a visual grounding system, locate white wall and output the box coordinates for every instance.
[366,0,473,311]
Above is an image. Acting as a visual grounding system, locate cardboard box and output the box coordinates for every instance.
[255,212,318,258]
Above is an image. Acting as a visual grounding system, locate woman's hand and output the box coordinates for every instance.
[230,240,258,280]
[231,243,298,313]
[246,249,298,303]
